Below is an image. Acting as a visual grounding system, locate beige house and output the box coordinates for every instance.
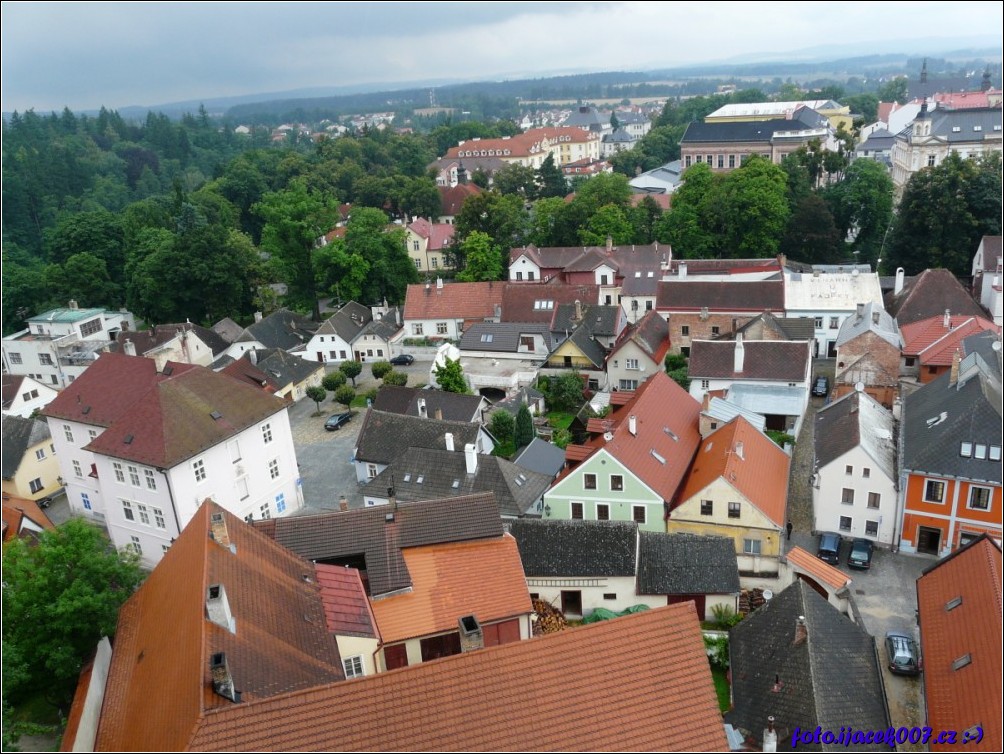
[442,127,600,170]
[405,218,456,272]
[2,416,60,502]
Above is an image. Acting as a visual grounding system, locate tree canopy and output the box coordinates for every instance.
[434,356,470,393]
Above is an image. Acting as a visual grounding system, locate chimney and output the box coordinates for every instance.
[464,443,478,475]
[436,277,444,291]
[206,584,236,633]
[943,309,951,329]
[872,311,880,325]
[856,303,865,320]
[734,333,745,373]
[68,299,79,310]
[679,261,687,279]
[606,235,613,252]
[209,512,230,547]
[425,281,431,295]
[434,407,443,420]
[894,267,905,295]
[339,496,349,511]
[458,614,484,652]
[574,299,582,322]
[249,350,258,365]
[763,716,778,753]
[445,432,455,452]
[950,349,962,385]
[123,338,137,357]
[418,398,427,418]
[253,311,263,323]
[210,652,240,703]
[387,487,397,511]
[628,415,637,436]
[735,441,744,460]
[793,615,807,646]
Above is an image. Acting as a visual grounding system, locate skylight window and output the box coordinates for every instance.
[451,479,460,489]
[634,271,641,278]
[403,473,411,482]
[647,271,654,278]
[960,442,973,457]
[663,427,678,441]
[945,596,963,611]
[480,333,493,343]
[416,475,424,484]
[990,445,1002,462]
[974,444,988,460]
[952,654,972,670]
[650,449,666,464]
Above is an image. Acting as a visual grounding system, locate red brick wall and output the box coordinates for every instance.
[668,313,754,355]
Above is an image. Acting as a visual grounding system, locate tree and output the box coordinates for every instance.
[715,156,790,258]
[578,204,634,246]
[515,404,535,448]
[382,370,408,386]
[339,359,363,386]
[434,356,469,393]
[43,252,121,308]
[780,195,842,264]
[306,385,327,414]
[342,207,417,304]
[2,519,144,704]
[535,154,567,198]
[664,352,690,391]
[823,158,894,265]
[322,371,346,391]
[455,230,503,282]
[453,191,528,267]
[549,372,585,412]
[492,162,538,199]
[489,410,515,446]
[334,385,356,408]
[877,77,909,105]
[370,361,393,379]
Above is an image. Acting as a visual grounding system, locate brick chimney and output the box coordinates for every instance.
[339,496,349,511]
[209,512,230,547]
[793,615,807,646]
[418,398,427,418]
[950,349,962,385]
[210,652,240,702]
[435,407,443,420]
[458,614,484,652]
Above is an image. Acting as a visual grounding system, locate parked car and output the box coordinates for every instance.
[389,354,414,366]
[816,531,841,565]
[324,411,352,431]
[811,375,830,397]
[848,538,874,569]
[885,631,922,676]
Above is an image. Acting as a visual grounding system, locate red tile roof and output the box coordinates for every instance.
[408,218,455,250]
[500,281,599,323]
[404,280,503,321]
[785,545,851,591]
[1,493,54,542]
[314,564,378,639]
[438,183,482,216]
[93,502,344,752]
[371,535,530,644]
[676,416,790,527]
[917,535,1002,752]
[185,604,729,751]
[1,374,25,409]
[900,315,999,363]
[219,357,278,394]
[443,127,597,161]
[83,360,288,468]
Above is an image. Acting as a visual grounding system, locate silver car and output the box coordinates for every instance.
[885,631,921,676]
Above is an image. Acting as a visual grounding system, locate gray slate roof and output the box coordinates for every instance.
[316,301,373,342]
[2,416,51,479]
[611,310,667,361]
[356,307,402,342]
[928,107,1003,142]
[564,326,608,368]
[372,385,485,423]
[369,447,551,517]
[514,437,566,478]
[835,302,901,349]
[212,317,243,343]
[681,115,824,145]
[492,386,545,416]
[507,519,637,577]
[636,532,739,595]
[814,390,896,479]
[732,311,816,342]
[235,309,318,350]
[901,352,1002,484]
[884,268,985,327]
[249,348,323,387]
[257,493,503,597]
[551,304,620,337]
[459,322,553,353]
[355,409,482,465]
[727,580,890,752]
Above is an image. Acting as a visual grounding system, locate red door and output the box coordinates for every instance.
[383,643,408,670]
[668,594,706,620]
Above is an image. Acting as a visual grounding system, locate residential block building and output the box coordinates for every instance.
[1,416,59,503]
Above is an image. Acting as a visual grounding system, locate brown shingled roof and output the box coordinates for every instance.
[500,281,600,323]
[885,268,986,327]
[314,564,378,639]
[688,339,811,382]
[404,280,503,321]
[785,545,851,591]
[185,603,729,751]
[657,279,785,312]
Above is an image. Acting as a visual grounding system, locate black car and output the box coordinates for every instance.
[816,531,841,565]
[389,354,414,366]
[324,411,352,431]
[811,375,830,397]
[885,631,922,676]
[848,538,874,569]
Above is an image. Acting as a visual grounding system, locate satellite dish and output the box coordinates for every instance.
[603,431,613,442]
[855,382,865,392]
[762,589,774,601]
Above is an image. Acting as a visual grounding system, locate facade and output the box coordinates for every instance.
[833,302,902,407]
[405,217,456,272]
[605,310,669,392]
[105,322,227,368]
[442,127,600,170]
[669,416,790,574]
[971,235,1003,326]
[1,374,59,418]
[1,416,60,503]
[898,340,1002,556]
[42,353,302,566]
[1,302,136,388]
[303,301,372,363]
[783,267,885,358]
[813,390,898,546]
[402,280,503,341]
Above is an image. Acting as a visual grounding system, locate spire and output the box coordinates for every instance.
[981,66,992,93]
[920,58,928,84]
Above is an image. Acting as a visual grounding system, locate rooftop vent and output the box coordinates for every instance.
[945,596,963,611]
[210,652,241,703]
[650,449,666,464]
[81,405,91,415]
[952,653,972,671]
[458,614,484,652]
[210,410,222,420]
[209,512,230,547]
[206,584,236,634]
[123,434,134,445]
[162,366,173,376]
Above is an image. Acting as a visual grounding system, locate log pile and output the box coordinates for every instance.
[531,598,568,636]
[738,587,767,616]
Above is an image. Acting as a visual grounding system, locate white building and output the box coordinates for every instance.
[972,235,1003,326]
[2,301,135,388]
[812,389,898,546]
[783,267,885,358]
[2,375,59,418]
[42,353,302,566]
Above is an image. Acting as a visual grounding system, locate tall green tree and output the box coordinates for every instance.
[306,385,327,414]
[823,158,894,265]
[434,356,470,393]
[578,204,634,246]
[489,410,515,446]
[535,154,567,198]
[454,191,528,267]
[342,207,417,303]
[515,403,535,448]
[456,231,503,282]
[339,359,363,386]
[714,156,790,258]
[780,195,842,264]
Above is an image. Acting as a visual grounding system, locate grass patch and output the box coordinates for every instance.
[350,395,370,408]
[546,412,575,430]
[492,441,517,460]
[710,666,730,712]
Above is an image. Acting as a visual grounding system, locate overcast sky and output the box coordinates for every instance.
[2,1,1000,113]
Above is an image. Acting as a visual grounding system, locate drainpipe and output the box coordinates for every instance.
[159,468,183,538]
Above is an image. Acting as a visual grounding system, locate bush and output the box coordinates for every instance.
[322,371,346,391]
[383,370,408,386]
[766,429,795,448]
[711,603,743,630]
[371,361,393,379]
[334,385,356,408]
[364,387,380,404]
[704,634,731,670]
[489,410,515,445]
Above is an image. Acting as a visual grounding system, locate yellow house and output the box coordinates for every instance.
[2,416,60,502]
[405,218,456,272]
[668,416,789,575]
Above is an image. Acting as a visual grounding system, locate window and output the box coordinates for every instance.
[63,424,74,443]
[193,459,207,483]
[619,379,638,390]
[632,506,646,524]
[867,492,881,509]
[625,358,639,370]
[431,258,438,269]
[113,462,125,483]
[584,473,597,490]
[342,655,365,679]
[865,520,879,537]
[262,423,273,444]
[603,593,617,600]
[706,154,712,165]
[927,155,936,167]
[610,475,623,491]
[700,500,713,516]
[81,492,91,510]
[974,444,988,460]
[711,326,720,336]
[700,379,710,390]
[29,478,44,494]
[681,347,690,357]
[596,503,610,521]
[924,479,946,503]
[228,438,242,463]
[829,317,839,329]
[743,539,762,555]
[527,272,535,281]
[990,445,1002,461]
[717,155,724,168]
[685,155,692,167]
[237,476,250,500]
[414,259,421,269]
[130,536,142,555]
[137,504,150,525]
[260,502,272,520]
[839,516,852,532]
[904,356,916,367]
[600,274,609,285]
[437,322,448,335]
[276,493,287,514]
[862,467,870,478]
[728,154,735,168]
[841,488,854,505]
[122,500,135,521]
[412,323,423,336]
[728,502,741,519]
[269,459,280,479]
[79,318,102,337]
[128,465,141,487]
[88,429,97,441]
[845,465,853,475]
[968,486,992,511]
[412,240,420,251]
[8,352,22,365]
[153,508,166,529]
[681,325,690,336]
[814,317,823,329]
[571,502,584,519]
[367,463,378,479]
[39,353,53,366]
[145,469,157,491]
[73,460,83,478]
[35,448,46,460]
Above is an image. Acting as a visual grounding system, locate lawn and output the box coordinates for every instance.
[546,411,575,430]
[710,666,730,713]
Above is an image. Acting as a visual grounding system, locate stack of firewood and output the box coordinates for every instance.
[531,598,568,635]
